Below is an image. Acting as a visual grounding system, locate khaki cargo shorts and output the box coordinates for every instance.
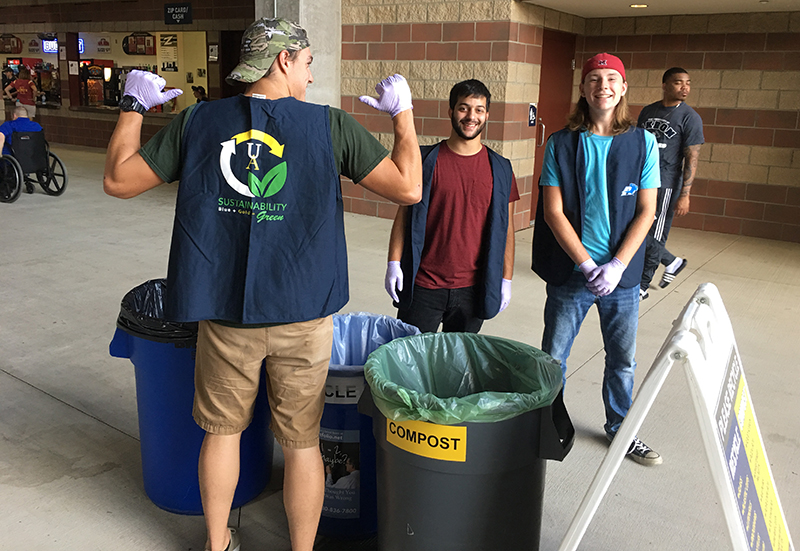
[193,316,333,449]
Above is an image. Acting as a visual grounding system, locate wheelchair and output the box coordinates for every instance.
[0,131,68,203]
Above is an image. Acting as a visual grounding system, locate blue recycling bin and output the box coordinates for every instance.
[109,279,273,515]
[317,312,420,538]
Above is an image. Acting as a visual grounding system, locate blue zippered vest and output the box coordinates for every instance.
[165,95,347,324]
[398,142,513,319]
[532,127,647,289]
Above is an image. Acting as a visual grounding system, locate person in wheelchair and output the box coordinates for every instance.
[0,106,43,194]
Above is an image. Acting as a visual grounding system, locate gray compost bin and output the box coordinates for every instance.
[359,332,574,551]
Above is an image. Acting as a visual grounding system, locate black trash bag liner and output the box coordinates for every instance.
[116,278,198,344]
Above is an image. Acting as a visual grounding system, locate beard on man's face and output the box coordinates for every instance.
[450,112,485,141]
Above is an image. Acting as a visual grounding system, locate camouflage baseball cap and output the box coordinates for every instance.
[226,18,310,85]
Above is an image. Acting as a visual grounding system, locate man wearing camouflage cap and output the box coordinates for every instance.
[104,17,421,551]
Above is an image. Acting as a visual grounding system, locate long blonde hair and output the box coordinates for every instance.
[567,94,635,136]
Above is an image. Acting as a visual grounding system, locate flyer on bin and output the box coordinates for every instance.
[320,426,360,519]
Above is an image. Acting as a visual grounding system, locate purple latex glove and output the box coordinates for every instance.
[578,258,600,281]
[358,74,413,118]
[586,257,626,297]
[385,261,403,302]
[123,70,183,111]
[499,278,512,313]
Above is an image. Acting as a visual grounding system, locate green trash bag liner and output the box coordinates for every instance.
[364,333,563,425]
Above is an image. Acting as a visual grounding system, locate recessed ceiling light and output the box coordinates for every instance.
[630,4,648,7]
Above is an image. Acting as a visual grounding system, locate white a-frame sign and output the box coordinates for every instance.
[559,283,794,551]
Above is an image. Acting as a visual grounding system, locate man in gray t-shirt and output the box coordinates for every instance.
[637,67,704,296]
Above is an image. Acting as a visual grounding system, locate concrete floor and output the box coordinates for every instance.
[1,144,798,550]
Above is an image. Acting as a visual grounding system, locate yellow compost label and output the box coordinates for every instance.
[386,418,467,462]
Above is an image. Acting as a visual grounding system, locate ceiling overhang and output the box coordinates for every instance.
[522,0,800,19]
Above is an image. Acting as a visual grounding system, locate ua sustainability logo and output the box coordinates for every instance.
[218,129,288,223]
[219,130,287,198]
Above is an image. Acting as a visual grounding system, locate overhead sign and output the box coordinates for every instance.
[164,3,192,25]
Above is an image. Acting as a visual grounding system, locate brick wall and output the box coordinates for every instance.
[340,0,585,230]
[31,110,169,149]
[578,12,800,242]
[342,4,800,242]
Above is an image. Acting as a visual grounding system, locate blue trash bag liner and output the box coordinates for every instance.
[364,333,563,425]
[330,312,420,374]
[117,279,197,344]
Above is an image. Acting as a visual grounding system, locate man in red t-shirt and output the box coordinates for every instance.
[385,79,519,333]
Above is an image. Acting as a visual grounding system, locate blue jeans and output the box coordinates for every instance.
[541,271,639,436]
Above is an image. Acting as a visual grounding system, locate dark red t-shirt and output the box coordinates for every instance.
[415,142,519,289]
[12,79,34,106]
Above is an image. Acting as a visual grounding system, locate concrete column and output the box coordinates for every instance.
[254,0,341,108]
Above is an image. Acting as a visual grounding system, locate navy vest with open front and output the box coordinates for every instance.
[532,127,648,289]
[398,142,513,319]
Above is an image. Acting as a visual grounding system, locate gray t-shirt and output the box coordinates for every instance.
[637,101,704,190]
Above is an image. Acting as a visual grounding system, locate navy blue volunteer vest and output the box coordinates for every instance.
[398,142,513,319]
[532,127,647,289]
[165,95,347,324]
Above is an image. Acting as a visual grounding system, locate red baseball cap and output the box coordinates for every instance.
[582,53,626,82]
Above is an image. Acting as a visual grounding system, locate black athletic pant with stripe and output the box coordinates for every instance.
[641,186,679,291]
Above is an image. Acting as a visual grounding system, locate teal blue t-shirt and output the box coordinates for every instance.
[540,130,659,264]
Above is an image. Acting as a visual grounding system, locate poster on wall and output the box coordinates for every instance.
[1,35,23,54]
[122,32,155,56]
[27,39,40,54]
[97,37,111,54]
[160,34,178,72]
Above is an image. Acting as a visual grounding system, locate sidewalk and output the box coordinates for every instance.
[0,144,797,550]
